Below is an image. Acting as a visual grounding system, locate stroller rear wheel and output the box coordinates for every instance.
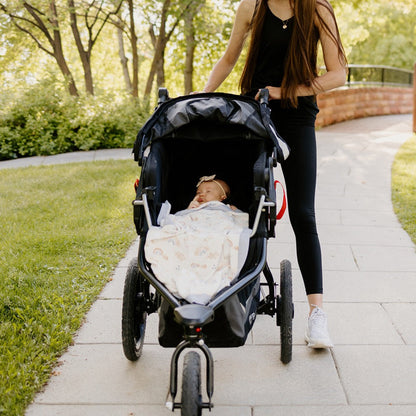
[122,259,147,361]
[181,351,202,416]
[279,259,293,364]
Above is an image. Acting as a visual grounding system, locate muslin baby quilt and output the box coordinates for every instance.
[145,201,251,304]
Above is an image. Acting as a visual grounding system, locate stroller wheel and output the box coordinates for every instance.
[122,259,147,361]
[181,351,202,416]
[279,259,293,364]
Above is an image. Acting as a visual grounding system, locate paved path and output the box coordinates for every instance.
[18,114,416,416]
[0,148,133,169]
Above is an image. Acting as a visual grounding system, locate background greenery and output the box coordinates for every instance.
[0,81,148,160]
[1,0,415,161]
[0,160,138,415]
[392,134,416,246]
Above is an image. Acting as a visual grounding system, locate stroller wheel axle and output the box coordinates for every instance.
[167,401,214,411]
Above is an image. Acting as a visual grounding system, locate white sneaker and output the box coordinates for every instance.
[305,306,333,348]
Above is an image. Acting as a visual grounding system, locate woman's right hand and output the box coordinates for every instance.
[255,86,282,101]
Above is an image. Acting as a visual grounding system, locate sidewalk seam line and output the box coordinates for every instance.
[330,348,350,405]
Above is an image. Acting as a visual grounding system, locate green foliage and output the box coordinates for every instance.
[0,82,149,161]
[166,0,242,95]
[333,0,416,70]
[1,0,415,100]
[0,160,138,415]
[392,134,416,245]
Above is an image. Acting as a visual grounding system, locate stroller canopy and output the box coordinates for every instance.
[134,92,290,164]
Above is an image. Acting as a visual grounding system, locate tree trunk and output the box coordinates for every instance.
[54,44,79,96]
[82,56,94,95]
[128,0,139,98]
[117,24,132,93]
[144,0,171,98]
[49,1,79,96]
[156,52,165,89]
[184,12,195,94]
[183,0,204,94]
[68,0,94,95]
[144,38,168,98]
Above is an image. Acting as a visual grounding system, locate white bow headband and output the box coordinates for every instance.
[196,174,228,198]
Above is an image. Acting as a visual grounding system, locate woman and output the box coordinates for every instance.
[200,0,347,348]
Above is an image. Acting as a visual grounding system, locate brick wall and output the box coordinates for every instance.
[316,87,413,128]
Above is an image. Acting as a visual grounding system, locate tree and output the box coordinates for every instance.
[332,0,416,70]
[111,0,140,97]
[127,0,139,97]
[0,0,79,96]
[1,0,123,96]
[115,15,133,93]
[183,0,205,94]
[164,0,240,95]
[67,0,123,95]
[144,0,199,99]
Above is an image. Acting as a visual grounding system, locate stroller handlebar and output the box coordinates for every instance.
[258,88,270,105]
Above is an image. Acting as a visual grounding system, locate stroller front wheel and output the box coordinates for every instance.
[181,351,202,416]
[122,259,147,361]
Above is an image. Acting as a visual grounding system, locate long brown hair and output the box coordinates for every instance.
[239,0,346,107]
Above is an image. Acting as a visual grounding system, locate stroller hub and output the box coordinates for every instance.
[174,304,214,328]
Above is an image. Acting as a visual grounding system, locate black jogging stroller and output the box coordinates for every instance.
[122,88,294,415]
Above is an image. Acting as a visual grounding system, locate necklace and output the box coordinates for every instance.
[282,18,289,29]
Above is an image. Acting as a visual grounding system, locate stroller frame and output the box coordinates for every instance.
[122,89,294,414]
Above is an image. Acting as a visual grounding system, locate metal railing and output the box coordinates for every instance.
[346,64,414,87]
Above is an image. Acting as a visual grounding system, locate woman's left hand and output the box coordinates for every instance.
[255,86,282,101]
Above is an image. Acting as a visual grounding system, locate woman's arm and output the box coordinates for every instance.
[202,0,255,92]
[262,2,346,100]
[310,2,347,93]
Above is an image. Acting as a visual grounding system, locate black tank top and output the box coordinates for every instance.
[250,5,294,91]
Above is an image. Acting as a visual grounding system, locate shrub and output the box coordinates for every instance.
[0,83,149,161]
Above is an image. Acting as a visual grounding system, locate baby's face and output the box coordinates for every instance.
[195,182,225,203]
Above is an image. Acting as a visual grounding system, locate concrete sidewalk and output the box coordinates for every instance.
[20,114,416,416]
[0,148,133,170]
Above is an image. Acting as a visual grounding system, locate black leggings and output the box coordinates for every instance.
[270,97,323,295]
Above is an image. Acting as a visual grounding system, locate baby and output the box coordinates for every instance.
[188,175,236,210]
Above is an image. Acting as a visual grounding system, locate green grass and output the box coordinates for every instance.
[392,134,416,245]
[0,160,138,415]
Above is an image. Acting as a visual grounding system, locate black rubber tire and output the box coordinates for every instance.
[181,351,202,416]
[121,259,147,361]
[279,259,293,364]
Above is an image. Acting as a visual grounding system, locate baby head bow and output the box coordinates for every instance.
[196,174,228,198]
[196,174,216,187]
